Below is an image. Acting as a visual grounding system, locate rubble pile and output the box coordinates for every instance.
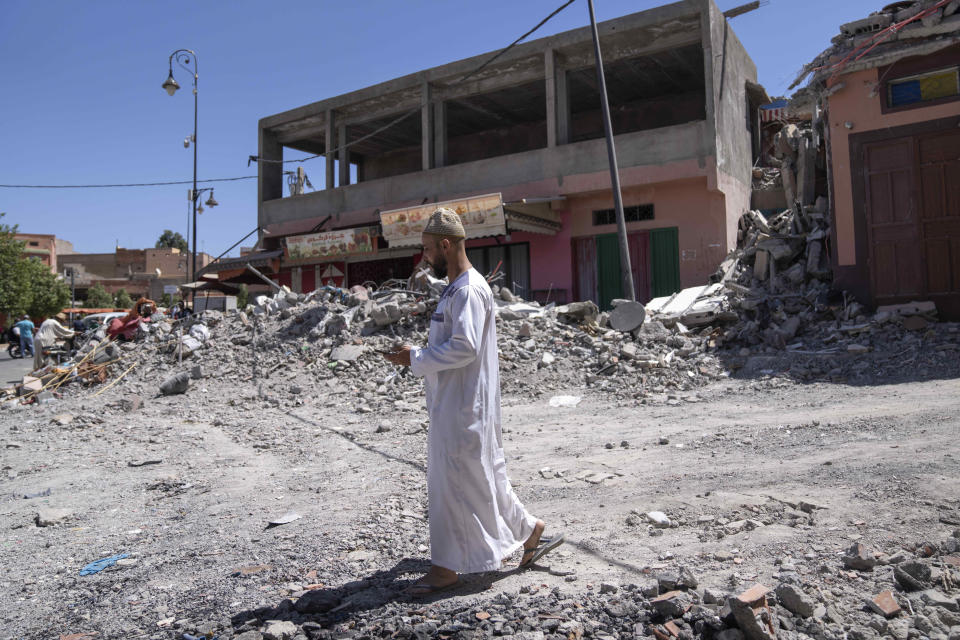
[751,167,781,192]
[208,528,960,640]
[642,196,960,383]
[2,269,741,411]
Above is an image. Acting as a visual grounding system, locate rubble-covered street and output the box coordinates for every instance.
[2,278,960,640]
[3,0,960,638]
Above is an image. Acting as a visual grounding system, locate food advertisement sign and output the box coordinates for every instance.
[284,227,376,263]
[379,193,506,247]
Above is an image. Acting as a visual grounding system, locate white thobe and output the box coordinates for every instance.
[410,268,537,573]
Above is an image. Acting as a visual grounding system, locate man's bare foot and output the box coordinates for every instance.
[405,564,459,596]
[520,520,546,567]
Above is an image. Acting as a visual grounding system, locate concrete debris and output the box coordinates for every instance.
[775,583,820,618]
[728,584,776,640]
[158,372,191,396]
[35,507,73,527]
[792,0,960,92]
[869,590,902,618]
[843,542,877,571]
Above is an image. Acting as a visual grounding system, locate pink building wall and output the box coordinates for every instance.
[827,68,960,266]
[466,174,734,302]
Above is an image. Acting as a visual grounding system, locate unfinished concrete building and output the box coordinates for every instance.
[254,0,765,308]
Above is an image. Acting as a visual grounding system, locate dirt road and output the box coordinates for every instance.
[2,373,959,639]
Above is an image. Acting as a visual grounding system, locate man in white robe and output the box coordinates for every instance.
[385,208,563,596]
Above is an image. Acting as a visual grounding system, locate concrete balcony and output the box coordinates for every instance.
[261,120,712,231]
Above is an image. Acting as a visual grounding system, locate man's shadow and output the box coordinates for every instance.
[230,557,552,630]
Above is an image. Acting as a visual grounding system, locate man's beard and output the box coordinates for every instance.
[428,254,448,279]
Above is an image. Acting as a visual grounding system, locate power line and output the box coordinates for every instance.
[455,0,576,86]
[4,0,581,186]
[250,109,420,165]
[251,0,578,166]
[0,175,257,189]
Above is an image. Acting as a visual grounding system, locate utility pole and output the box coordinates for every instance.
[587,0,635,301]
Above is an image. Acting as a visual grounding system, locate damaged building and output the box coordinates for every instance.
[242,0,767,310]
[792,0,960,318]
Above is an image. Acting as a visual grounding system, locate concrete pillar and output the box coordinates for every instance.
[545,48,557,148]
[338,122,350,186]
[325,110,335,190]
[433,100,447,168]
[293,266,302,293]
[422,81,434,170]
[257,126,283,230]
[555,60,570,145]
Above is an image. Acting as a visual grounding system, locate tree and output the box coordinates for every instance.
[84,283,113,309]
[156,230,188,252]
[114,288,134,309]
[0,215,30,318]
[236,283,249,309]
[23,257,70,319]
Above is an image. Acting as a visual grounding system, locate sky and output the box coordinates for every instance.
[0,0,886,259]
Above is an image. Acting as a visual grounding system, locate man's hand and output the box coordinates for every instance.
[384,345,413,367]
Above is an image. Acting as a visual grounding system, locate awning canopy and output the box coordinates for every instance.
[199,249,283,276]
[180,280,239,293]
[504,197,564,236]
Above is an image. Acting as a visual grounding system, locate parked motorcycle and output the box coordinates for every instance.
[5,328,22,359]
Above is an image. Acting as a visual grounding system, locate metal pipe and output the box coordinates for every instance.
[587,0,635,302]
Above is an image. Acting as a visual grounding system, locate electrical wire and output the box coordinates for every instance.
[0,176,257,189]
[251,0,578,165]
[808,0,953,84]
[454,0,576,86]
[2,0,581,186]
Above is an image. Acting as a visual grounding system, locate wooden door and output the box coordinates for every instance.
[863,138,923,301]
[572,236,598,304]
[627,231,651,302]
[918,130,960,316]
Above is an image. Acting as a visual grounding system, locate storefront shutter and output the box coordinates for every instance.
[596,233,623,311]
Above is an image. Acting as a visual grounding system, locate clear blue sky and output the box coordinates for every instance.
[1,0,882,258]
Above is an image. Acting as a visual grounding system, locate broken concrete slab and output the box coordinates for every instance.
[843,543,876,571]
[868,590,901,618]
[330,344,363,362]
[775,583,818,618]
[35,507,72,527]
[651,590,691,618]
[729,584,776,640]
[158,372,191,396]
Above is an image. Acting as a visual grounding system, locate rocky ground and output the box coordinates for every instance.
[3,279,960,640]
[2,329,960,640]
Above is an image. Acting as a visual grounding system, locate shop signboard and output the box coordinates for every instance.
[379,193,506,247]
[284,226,376,263]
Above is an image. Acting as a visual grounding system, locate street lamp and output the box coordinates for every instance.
[162,48,200,302]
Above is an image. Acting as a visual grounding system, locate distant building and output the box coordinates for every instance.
[60,247,214,302]
[16,233,59,272]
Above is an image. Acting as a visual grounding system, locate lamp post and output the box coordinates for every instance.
[190,187,218,279]
[162,49,200,303]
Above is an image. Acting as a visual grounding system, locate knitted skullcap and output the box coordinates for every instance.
[422,207,466,238]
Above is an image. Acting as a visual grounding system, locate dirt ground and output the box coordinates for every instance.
[2,367,959,640]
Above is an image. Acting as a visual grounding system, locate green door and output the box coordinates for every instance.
[650,227,681,297]
[596,233,622,311]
